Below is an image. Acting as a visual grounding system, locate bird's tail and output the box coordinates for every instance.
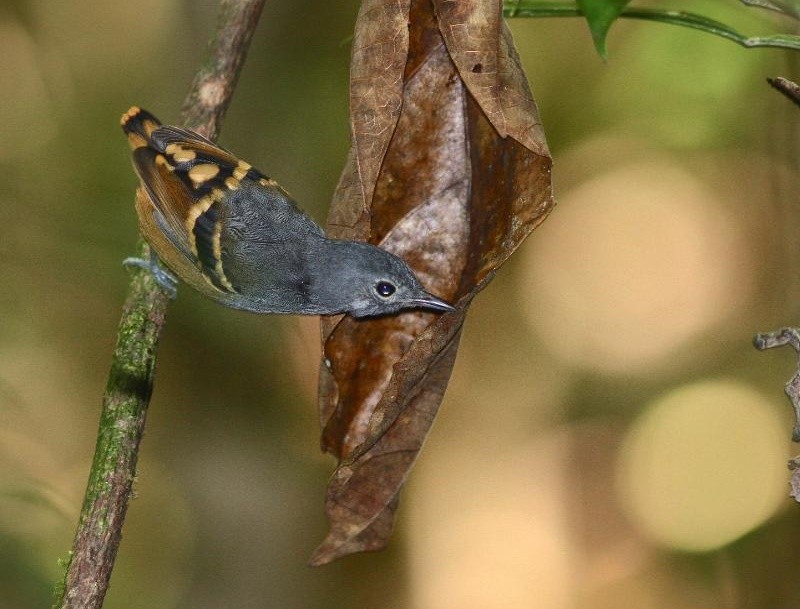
[120,106,162,150]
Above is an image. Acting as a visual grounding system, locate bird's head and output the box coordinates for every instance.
[315,240,455,318]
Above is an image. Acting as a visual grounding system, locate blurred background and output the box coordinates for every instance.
[1,0,799,607]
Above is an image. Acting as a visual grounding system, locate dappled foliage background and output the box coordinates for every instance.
[1,0,799,607]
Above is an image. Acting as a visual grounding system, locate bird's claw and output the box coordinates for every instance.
[123,253,178,299]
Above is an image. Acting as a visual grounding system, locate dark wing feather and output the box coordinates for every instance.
[121,106,325,309]
[122,107,249,297]
[130,146,196,259]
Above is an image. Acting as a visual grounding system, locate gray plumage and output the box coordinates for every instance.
[121,107,454,318]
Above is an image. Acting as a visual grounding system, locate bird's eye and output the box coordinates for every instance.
[375,281,396,297]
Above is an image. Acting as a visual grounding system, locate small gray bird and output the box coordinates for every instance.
[121,107,454,318]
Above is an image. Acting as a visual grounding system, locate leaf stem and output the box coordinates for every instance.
[502,1,800,51]
[53,2,265,608]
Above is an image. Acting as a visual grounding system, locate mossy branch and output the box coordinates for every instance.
[54,1,266,607]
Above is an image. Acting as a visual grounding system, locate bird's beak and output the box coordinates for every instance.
[410,292,457,313]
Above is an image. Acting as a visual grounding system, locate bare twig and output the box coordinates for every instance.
[768,77,800,108]
[788,457,800,500]
[54,2,265,607]
[753,328,800,441]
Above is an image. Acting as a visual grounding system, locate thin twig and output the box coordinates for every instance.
[768,77,800,108]
[753,328,800,442]
[752,75,800,498]
[757,327,800,503]
[54,2,265,608]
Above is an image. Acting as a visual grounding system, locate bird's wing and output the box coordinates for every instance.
[122,107,279,296]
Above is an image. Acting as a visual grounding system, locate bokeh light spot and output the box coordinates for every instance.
[616,379,787,552]
[408,435,577,609]
[521,154,750,375]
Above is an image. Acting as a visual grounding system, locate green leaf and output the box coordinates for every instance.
[576,0,633,58]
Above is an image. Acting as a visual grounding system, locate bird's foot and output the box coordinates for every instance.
[123,252,178,299]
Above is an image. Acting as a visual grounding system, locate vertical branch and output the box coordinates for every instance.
[55,1,266,608]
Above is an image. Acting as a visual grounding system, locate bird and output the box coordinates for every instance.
[120,106,455,318]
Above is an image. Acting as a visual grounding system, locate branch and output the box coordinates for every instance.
[754,328,800,442]
[752,80,800,498]
[768,76,800,107]
[54,2,265,607]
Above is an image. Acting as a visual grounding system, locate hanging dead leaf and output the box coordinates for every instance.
[311,0,553,565]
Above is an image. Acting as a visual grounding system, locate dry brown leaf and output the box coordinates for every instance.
[311,0,554,565]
